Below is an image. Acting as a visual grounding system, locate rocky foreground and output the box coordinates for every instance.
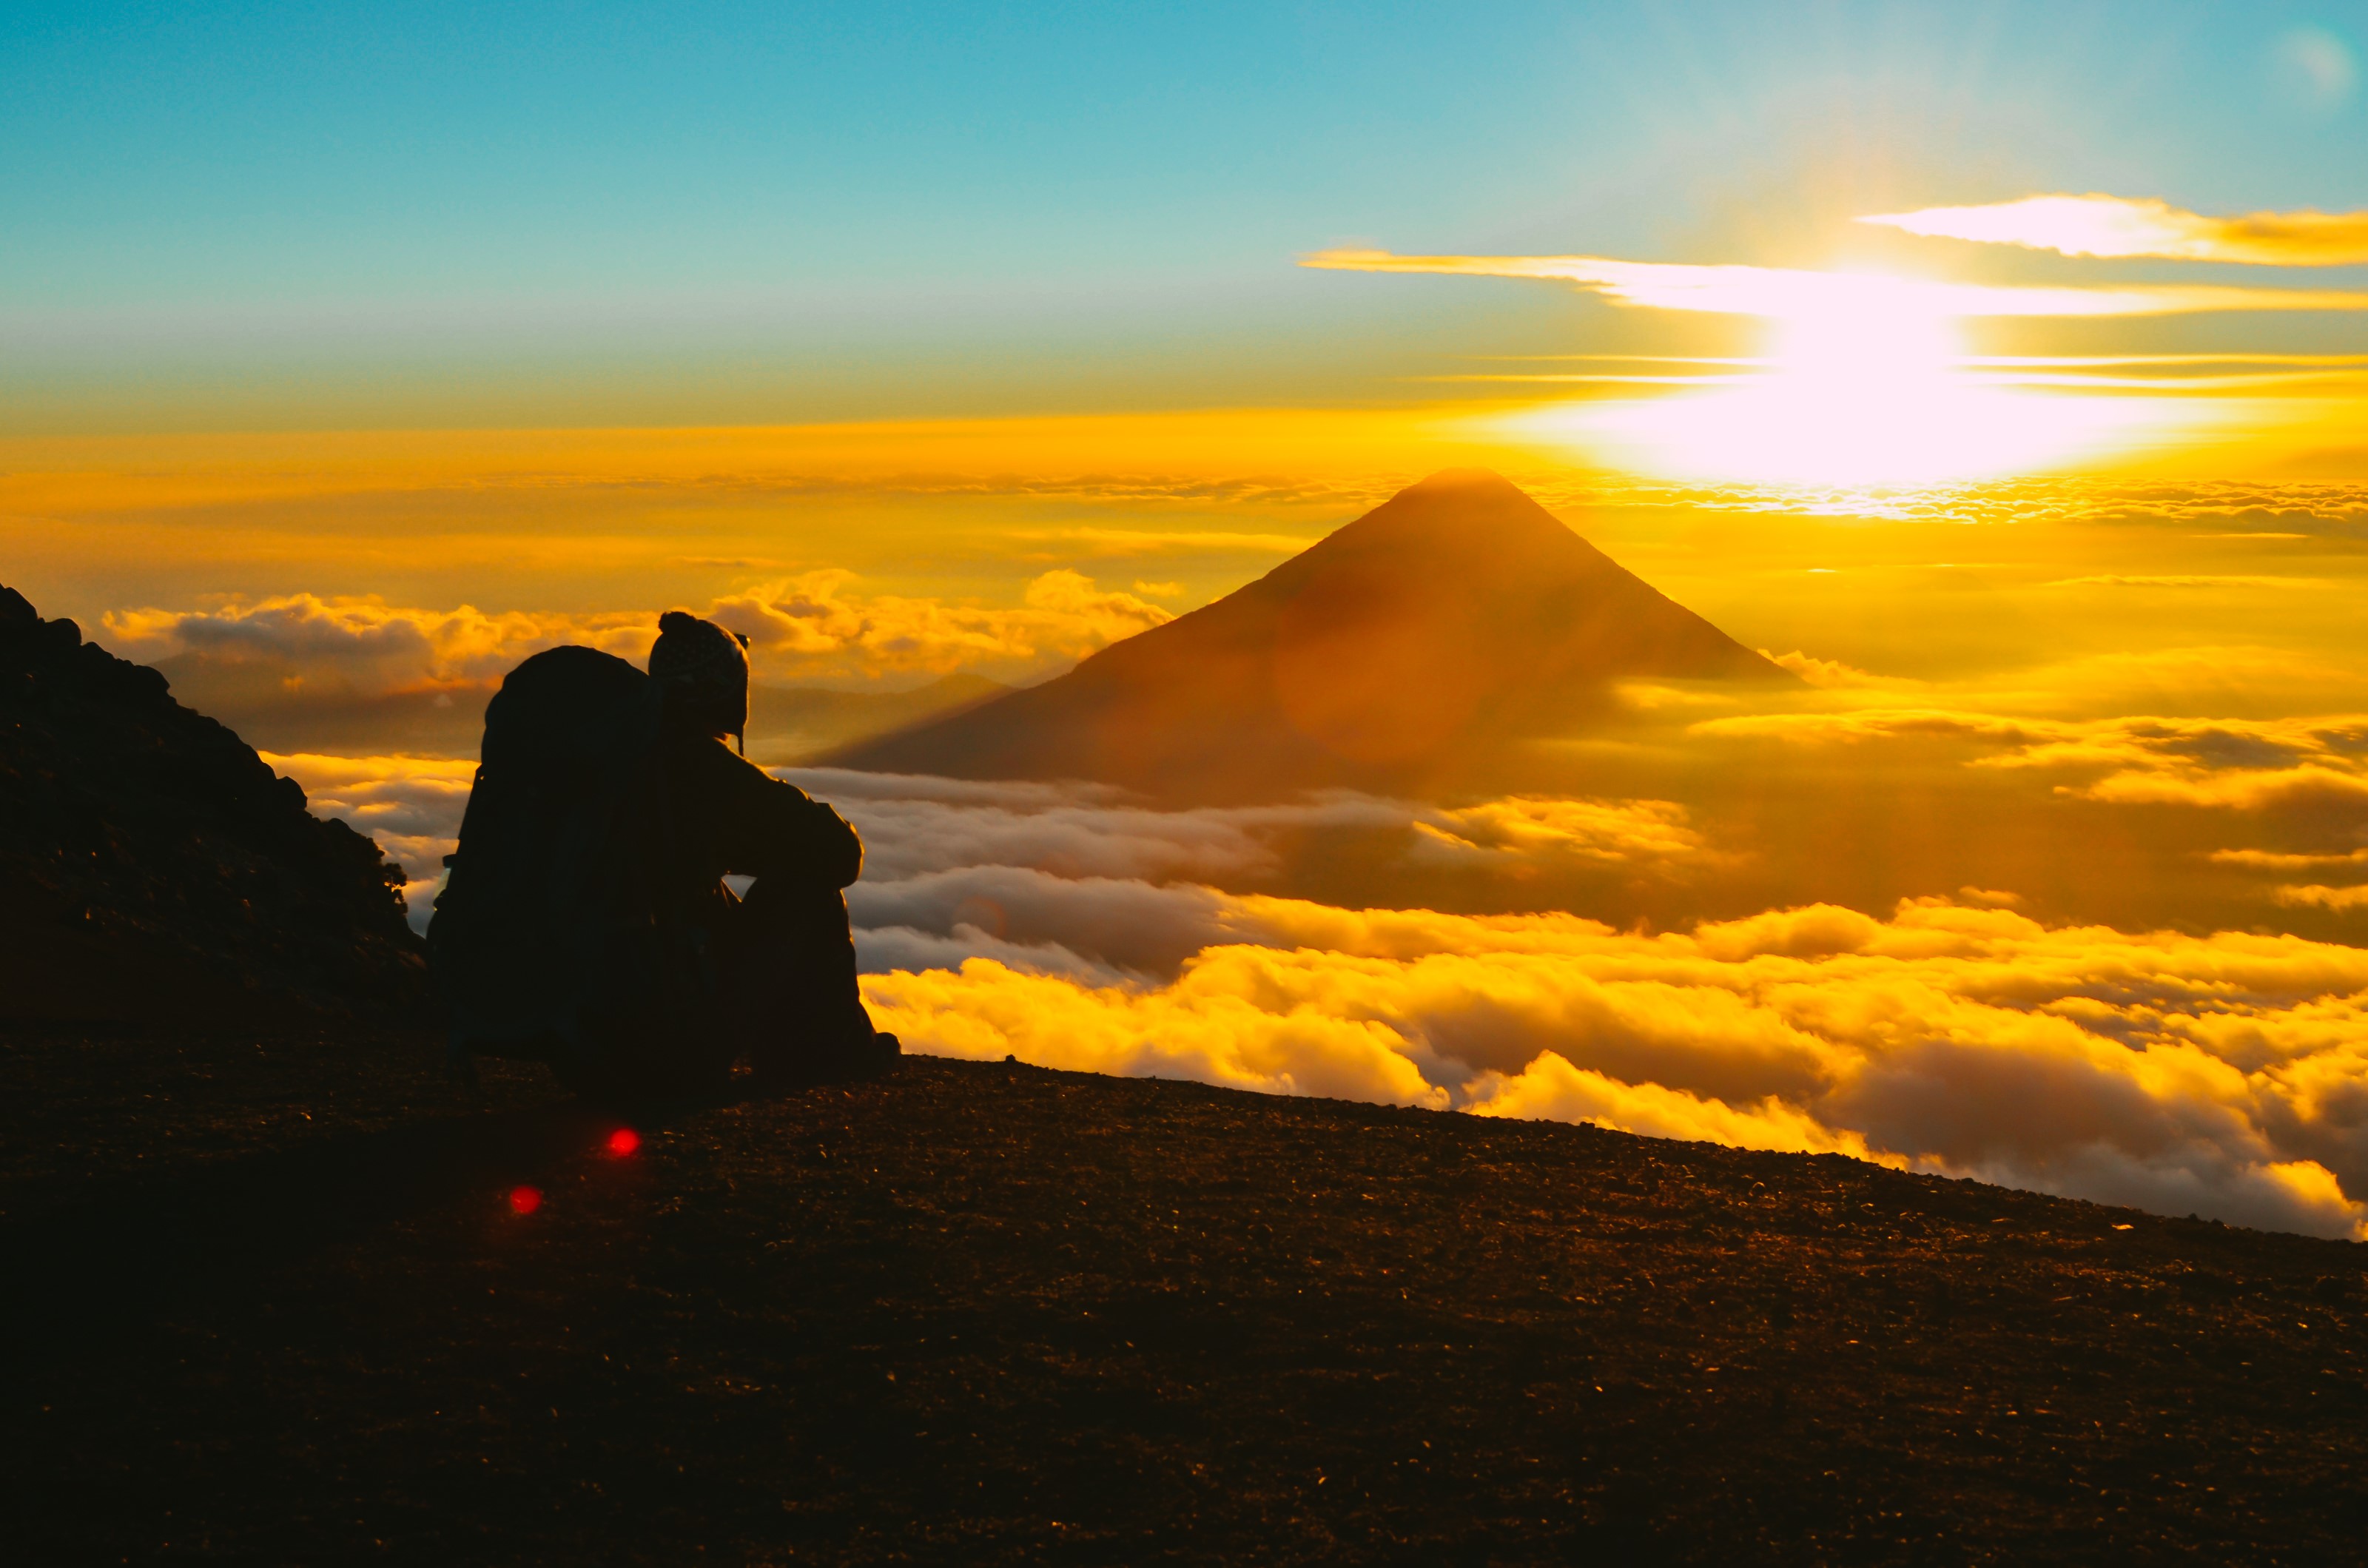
[0,583,423,1026]
[4,1028,2364,1566]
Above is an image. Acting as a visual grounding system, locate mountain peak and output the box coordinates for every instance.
[1401,465,1527,497]
[1343,467,1563,534]
[1284,466,1595,570]
[829,472,1791,801]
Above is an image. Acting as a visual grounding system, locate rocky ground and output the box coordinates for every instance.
[1,583,424,1026]
[4,1026,2364,1565]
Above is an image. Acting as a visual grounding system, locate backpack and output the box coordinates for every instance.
[428,647,730,1100]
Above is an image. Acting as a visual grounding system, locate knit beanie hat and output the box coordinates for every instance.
[649,610,751,753]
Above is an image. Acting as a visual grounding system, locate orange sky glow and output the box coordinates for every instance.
[1303,203,2368,486]
[12,3,2368,1238]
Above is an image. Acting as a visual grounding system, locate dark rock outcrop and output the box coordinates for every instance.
[827,469,1794,800]
[1,582,426,1023]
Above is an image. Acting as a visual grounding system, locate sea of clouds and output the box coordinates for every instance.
[806,770,2368,1242]
[269,750,2368,1242]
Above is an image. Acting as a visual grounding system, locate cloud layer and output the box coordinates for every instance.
[104,569,1171,695]
[807,774,2368,1241]
[861,886,2368,1240]
[793,768,1723,887]
[710,570,1169,680]
[261,750,479,918]
[259,744,2368,1239]
[1860,194,2368,266]
[107,595,646,697]
[1691,707,2368,819]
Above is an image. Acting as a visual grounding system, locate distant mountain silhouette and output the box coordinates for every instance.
[827,470,1792,799]
[1,583,426,1023]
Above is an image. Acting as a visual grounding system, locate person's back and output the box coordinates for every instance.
[431,613,895,1101]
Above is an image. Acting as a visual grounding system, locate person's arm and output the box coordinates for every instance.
[679,738,864,888]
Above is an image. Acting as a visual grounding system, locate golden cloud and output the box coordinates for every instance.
[1408,796,1722,875]
[2213,848,2368,872]
[1298,249,2368,319]
[1759,650,1925,691]
[795,772,1726,891]
[105,570,1173,695]
[260,751,482,923]
[1860,195,2368,266]
[2274,884,2368,912]
[862,893,2368,1238]
[1688,708,2054,747]
[1692,706,2368,818]
[104,595,655,694]
[2076,766,2368,812]
[1006,526,1318,557]
[710,569,1171,679]
[2038,575,2316,589]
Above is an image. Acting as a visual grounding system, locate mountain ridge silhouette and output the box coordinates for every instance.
[827,469,1791,799]
[0,581,426,1023]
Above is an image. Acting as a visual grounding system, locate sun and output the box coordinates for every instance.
[1496,276,2172,488]
[1765,280,1962,387]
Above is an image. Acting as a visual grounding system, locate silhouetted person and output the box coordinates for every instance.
[430,612,897,1101]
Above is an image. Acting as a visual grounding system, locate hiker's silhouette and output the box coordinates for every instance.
[430,612,897,1100]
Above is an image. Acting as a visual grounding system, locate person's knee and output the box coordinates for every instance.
[739,875,844,921]
[736,878,854,957]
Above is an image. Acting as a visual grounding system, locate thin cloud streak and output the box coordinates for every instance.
[1299,249,2368,318]
[1860,194,2368,266]
[1490,354,2368,367]
[1004,526,1317,556]
[1436,366,2368,396]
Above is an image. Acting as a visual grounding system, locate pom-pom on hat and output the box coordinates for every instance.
[648,610,751,753]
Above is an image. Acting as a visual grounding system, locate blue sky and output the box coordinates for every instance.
[4,1,2364,428]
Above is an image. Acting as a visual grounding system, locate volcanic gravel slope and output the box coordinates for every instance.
[4,1030,2365,1565]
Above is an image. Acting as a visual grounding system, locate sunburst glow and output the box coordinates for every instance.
[1496,280,2187,485]
[1306,246,2341,486]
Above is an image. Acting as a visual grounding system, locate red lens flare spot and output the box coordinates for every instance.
[605,1127,642,1157]
[508,1185,542,1215]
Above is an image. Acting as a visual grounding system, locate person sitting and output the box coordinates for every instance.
[428,610,896,1101]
